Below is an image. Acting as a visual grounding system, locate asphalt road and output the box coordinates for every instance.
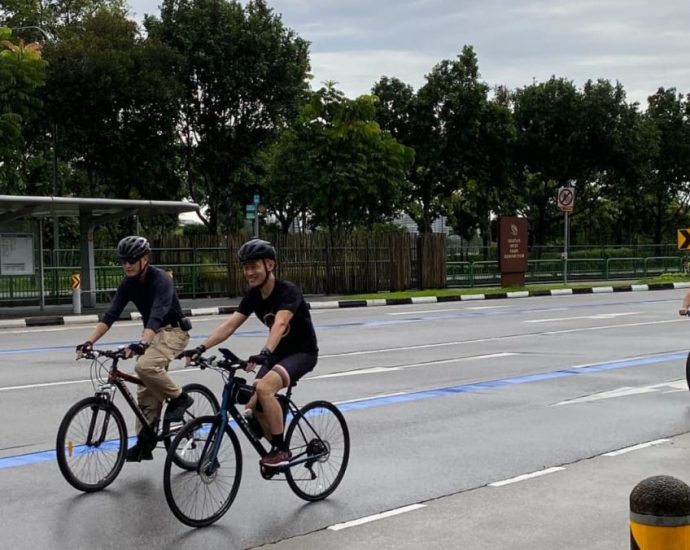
[2,290,690,549]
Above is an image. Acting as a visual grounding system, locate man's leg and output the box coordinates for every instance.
[128,329,189,460]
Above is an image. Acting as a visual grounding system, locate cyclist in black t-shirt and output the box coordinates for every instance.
[184,239,318,468]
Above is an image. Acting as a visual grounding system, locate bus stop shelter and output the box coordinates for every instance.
[0,195,200,308]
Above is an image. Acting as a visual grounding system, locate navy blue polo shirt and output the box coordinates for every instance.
[101,265,184,331]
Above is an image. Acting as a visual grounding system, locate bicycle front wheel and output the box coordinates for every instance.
[163,416,243,527]
[163,382,220,470]
[56,397,127,492]
[285,400,350,501]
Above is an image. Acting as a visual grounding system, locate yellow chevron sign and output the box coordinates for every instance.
[678,229,690,250]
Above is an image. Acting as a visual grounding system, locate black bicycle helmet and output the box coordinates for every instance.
[237,238,277,263]
[117,236,150,261]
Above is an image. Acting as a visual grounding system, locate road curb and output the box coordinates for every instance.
[4,281,689,328]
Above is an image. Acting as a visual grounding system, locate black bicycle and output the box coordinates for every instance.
[56,348,219,492]
[163,348,350,527]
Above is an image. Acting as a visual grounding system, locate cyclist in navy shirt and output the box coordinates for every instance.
[76,236,193,462]
[184,239,318,468]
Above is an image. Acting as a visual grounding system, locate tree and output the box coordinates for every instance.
[146,0,310,234]
[1,0,126,34]
[0,26,45,193]
[40,9,184,203]
[374,46,512,236]
[511,77,587,248]
[644,88,690,244]
[263,85,414,233]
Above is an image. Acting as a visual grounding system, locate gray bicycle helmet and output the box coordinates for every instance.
[237,238,277,263]
[117,236,150,261]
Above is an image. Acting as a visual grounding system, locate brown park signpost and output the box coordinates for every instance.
[498,216,528,287]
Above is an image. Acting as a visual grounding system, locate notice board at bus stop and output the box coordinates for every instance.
[497,217,528,287]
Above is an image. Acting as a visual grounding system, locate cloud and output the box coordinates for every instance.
[125,0,690,108]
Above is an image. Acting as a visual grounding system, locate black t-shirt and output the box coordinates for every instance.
[101,265,184,331]
[238,279,318,357]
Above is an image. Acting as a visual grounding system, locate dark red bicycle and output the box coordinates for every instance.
[56,347,219,492]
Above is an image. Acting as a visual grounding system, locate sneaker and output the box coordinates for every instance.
[126,430,156,462]
[260,448,292,468]
[125,441,154,462]
[165,391,194,422]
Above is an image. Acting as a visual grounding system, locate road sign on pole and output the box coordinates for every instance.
[677,229,690,250]
[557,187,575,212]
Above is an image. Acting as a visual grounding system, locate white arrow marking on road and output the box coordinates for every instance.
[525,312,640,323]
[555,380,686,405]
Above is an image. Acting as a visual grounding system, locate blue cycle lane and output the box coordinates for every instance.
[1,349,686,470]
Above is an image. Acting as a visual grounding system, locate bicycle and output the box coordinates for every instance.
[163,348,350,527]
[56,347,219,492]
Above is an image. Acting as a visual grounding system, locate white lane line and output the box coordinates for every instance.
[387,308,464,315]
[308,353,517,380]
[489,467,565,487]
[544,319,682,334]
[526,312,639,323]
[0,366,202,392]
[387,305,512,315]
[0,379,90,391]
[328,504,426,531]
[603,439,670,457]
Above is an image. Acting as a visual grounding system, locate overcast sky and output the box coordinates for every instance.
[127,0,690,109]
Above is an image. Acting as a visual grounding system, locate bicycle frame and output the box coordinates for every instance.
[92,353,157,438]
[200,359,328,473]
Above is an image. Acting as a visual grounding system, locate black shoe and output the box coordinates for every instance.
[125,442,154,462]
[165,391,194,422]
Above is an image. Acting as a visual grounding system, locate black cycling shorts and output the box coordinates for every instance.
[255,352,318,388]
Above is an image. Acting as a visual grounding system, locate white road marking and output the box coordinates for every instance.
[603,439,670,457]
[387,305,510,315]
[328,504,426,531]
[0,366,201,392]
[525,312,640,323]
[543,319,683,335]
[308,353,517,380]
[0,379,90,391]
[489,467,565,487]
[387,308,464,315]
[555,380,686,405]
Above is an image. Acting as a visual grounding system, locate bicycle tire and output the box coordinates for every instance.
[56,396,127,492]
[163,415,243,527]
[163,383,220,470]
[285,400,350,501]
[686,351,690,392]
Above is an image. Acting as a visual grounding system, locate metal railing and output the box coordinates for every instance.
[0,253,685,304]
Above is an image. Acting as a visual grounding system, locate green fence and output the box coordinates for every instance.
[446,256,684,287]
[0,248,686,304]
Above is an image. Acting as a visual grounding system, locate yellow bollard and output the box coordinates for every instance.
[630,475,690,549]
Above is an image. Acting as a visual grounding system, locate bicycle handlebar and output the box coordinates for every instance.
[177,347,248,372]
[78,348,128,361]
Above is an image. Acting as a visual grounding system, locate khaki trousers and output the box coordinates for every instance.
[134,327,189,433]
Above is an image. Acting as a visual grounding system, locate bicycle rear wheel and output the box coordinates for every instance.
[163,416,243,527]
[285,400,349,501]
[163,383,220,470]
[56,397,127,492]
[686,351,690,392]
